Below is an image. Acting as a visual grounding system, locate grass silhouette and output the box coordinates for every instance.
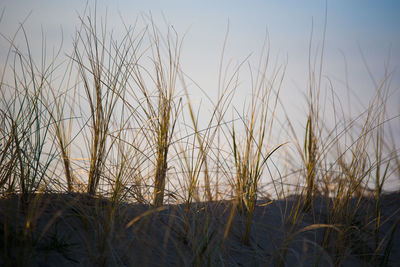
[0,7,399,266]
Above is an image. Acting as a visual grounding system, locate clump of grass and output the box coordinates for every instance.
[0,22,57,204]
[146,21,181,207]
[121,16,183,207]
[72,10,125,196]
[229,41,285,244]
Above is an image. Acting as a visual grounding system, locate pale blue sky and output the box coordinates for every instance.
[1,0,399,120]
[1,1,399,192]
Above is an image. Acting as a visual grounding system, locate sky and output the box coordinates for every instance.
[1,0,399,114]
[1,1,400,191]
[1,1,399,128]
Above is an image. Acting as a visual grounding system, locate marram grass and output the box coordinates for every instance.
[0,9,399,267]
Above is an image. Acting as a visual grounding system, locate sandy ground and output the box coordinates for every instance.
[0,192,399,266]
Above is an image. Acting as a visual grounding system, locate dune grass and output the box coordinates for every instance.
[0,8,399,266]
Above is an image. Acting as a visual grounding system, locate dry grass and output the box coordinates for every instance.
[0,7,399,267]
